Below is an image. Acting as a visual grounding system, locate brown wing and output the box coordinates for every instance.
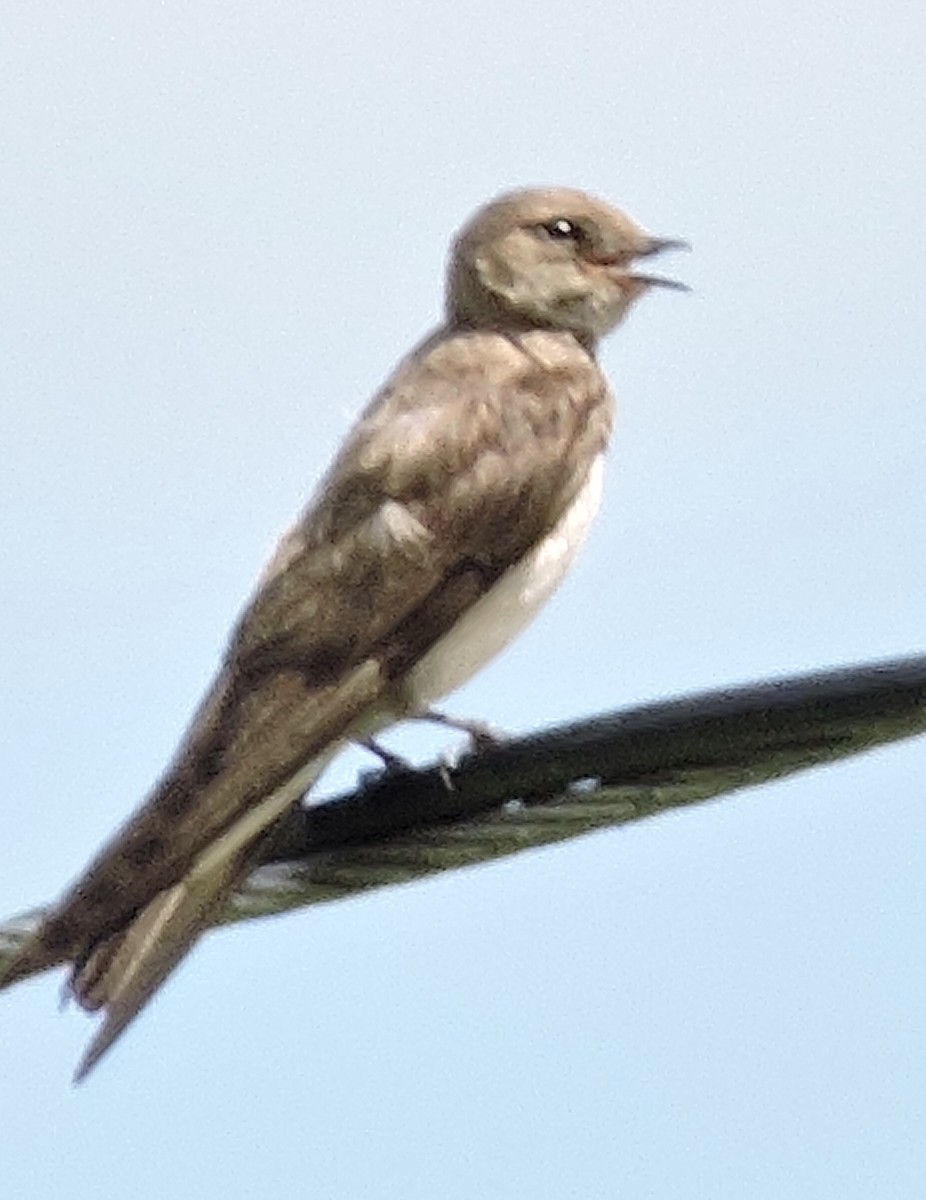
[0,327,611,1002]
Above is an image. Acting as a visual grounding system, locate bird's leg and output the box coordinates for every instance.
[412,709,504,753]
[360,712,504,784]
[359,737,412,773]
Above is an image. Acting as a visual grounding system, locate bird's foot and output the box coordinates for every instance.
[415,709,505,754]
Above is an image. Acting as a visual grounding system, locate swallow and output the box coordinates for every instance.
[0,186,685,1079]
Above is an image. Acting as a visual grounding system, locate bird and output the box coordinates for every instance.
[0,185,686,1080]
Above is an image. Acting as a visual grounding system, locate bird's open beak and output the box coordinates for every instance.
[630,236,690,292]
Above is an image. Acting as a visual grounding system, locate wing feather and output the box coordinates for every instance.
[0,328,612,1077]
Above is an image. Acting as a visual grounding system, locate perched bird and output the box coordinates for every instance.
[0,186,685,1080]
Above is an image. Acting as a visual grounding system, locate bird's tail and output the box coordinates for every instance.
[1,659,386,1081]
[71,859,241,1082]
[68,749,338,1083]
[0,876,230,1083]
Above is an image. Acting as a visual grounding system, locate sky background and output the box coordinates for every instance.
[2,3,925,1196]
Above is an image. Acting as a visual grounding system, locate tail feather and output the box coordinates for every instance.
[1,660,387,1081]
[72,871,232,1083]
[70,747,341,1083]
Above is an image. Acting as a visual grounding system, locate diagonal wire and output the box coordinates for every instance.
[2,653,925,976]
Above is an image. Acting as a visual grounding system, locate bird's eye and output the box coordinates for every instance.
[541,218,580,241]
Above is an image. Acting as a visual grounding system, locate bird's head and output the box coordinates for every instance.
[447,186,686,343]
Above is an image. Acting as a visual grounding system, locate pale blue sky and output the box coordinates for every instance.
[2,3,925,1196]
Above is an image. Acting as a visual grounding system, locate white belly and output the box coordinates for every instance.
[404,455,605,709]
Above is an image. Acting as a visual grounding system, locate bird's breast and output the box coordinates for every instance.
[403,454,605,709]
